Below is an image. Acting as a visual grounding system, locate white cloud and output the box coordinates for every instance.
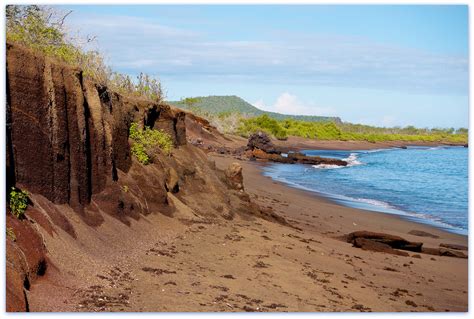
[66,11,468,95]
[252,99,266,109]
[253,93,336,116]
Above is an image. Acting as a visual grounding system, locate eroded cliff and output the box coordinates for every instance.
[5,43,284,312]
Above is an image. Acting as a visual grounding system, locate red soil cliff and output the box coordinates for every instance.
[5,43,284,312]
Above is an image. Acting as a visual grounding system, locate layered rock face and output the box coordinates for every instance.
[6,43,281,312]
[6,43,187,215]
[5,43,183,311]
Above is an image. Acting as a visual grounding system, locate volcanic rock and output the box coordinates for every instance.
[287,152,348,166]
[353,238,409,256]
[346,231,423,252]
[439,243,468,251]
[247,131,280,154]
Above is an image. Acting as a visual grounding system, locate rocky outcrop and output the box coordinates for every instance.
[286,152,348,166]
[247,132,281,154]
[6,42,186,217]
[244,132,347,167]
[346,231,468,259]
[6,213,47,312]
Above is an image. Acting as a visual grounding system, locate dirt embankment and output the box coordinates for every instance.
[5,43,282,312]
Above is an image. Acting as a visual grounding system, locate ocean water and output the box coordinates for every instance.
[262,146,468,235]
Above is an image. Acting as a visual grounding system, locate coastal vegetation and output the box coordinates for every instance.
[237,115,468,143]
[6,5,164,102]
[9,187,29,219]
[174,95,468,144]
[129,123,174,164]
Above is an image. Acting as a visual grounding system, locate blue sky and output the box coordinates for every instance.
[62,5,468,128]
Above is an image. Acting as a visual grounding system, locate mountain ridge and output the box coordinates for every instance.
[168,95,341,123]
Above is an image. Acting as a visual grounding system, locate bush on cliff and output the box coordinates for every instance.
[6,5,164,102]
[9,187,29,219]
[129,123,173,164]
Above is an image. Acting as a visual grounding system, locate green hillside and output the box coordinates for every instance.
[167,95,340,123]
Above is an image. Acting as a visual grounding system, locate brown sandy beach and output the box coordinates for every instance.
[6,43,468,313]
[25,151,468,312]
[211,154,468,311]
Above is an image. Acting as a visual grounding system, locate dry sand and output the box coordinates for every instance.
[28,152,467,312]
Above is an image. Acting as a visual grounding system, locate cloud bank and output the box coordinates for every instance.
[67,12,468,95]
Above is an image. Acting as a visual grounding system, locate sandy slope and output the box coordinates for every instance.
[27,154,467,312]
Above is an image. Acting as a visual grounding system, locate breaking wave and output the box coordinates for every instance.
[312,152,362,170]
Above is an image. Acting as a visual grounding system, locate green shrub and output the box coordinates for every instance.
[237,114,288,140]
[6,5,164,102]
[129,122,173,164]
[9,187,29,219]
[236,114,468,144]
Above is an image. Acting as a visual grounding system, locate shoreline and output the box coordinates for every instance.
[210,153,467,311]
[211,153,467,244]
[260,160,467,237]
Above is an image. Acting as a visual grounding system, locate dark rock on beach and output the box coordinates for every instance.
[247,131,281,154]
[353,238,409,257]
[245,132,347,167]
[421,246,467,259]
[439,243,468,251]
[286,152,348,166]
[345,231,423,252]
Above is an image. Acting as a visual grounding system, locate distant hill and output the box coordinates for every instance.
[167,95,341,123]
